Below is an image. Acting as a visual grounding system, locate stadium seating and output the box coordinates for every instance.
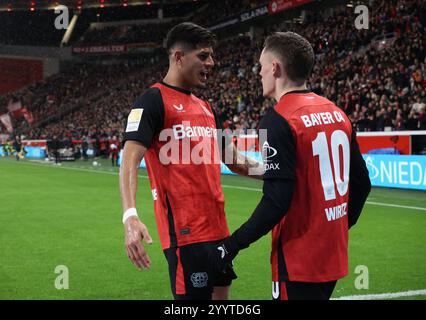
[1,0,425,142]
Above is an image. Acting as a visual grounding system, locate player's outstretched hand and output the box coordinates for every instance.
[124,216,153,270]
[210,236,240,274]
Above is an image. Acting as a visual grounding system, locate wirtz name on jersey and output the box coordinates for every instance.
[325,202,347,222]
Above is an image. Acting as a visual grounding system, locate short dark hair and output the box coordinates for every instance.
[165,22,216,54]
[264,31,314,85]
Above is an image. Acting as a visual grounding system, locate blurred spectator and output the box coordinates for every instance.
[2,0,425,142]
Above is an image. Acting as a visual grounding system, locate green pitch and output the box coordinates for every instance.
[0,157,425,300]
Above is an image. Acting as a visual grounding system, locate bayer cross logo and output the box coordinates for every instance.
[190,272,208,288]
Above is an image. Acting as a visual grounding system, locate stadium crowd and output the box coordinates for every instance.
[75,0,265,46]
[0,1,205,47]
[1,0,425,149]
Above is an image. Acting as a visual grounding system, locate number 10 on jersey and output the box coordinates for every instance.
[312,130,350,201]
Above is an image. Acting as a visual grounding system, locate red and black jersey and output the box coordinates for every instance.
[260,90,353,283]
[122,81,229,250]
[228,90,369,286]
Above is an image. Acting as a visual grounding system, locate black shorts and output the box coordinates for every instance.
[272,280,337,300]
[164,239,238,300]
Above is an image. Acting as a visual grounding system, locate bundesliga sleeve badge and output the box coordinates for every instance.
[125,108,144,132]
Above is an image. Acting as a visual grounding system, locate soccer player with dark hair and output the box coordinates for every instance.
[211,32,371,300]
[119,22,260,300]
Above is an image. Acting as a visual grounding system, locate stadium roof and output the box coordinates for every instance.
[0,0,203,12]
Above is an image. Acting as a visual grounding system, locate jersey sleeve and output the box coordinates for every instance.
[259,108,296,180]
[122,87,165,149]
[231,179,295,250]
[347,130,371,228]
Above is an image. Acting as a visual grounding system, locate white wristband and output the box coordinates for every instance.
[122,208,138,224]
